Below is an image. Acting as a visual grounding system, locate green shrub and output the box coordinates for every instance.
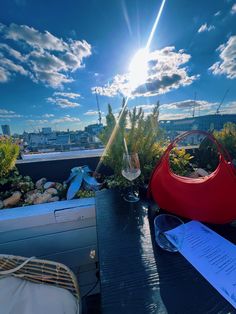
[199,122,236,171]
[100,100,192,188]
[0,137,19,178]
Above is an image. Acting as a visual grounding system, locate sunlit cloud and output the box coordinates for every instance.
[214,11,221,16]
[83,110,100,116]
[27,115,81,125]
[51,115,81,124]
[198,23,215,33]
[209,35,236,79]
[161,99,218,110]
[0,23,92,87]
[92,46,198,98]
[135,104,156,111]
[42,113,54,118]
[53,92,81,99]
[159,100,236,120]
[0,43,23,60]
[27,119,48,124]
[0,108,22,118]
[47,97,80,108]
[231,4,236,14]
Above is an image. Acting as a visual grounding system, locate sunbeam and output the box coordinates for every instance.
[95,0,167,174]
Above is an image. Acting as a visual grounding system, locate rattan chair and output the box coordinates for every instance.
[0,254,80,313]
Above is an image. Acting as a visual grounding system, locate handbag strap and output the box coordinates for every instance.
[147,130,234,198]
[165,130,232,163]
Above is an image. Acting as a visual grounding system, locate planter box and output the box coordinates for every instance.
[0,198,99,296]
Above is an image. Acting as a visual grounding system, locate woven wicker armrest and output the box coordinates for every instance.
[0,254,80,299]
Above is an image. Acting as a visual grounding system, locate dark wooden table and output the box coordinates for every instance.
[96,189,236,314]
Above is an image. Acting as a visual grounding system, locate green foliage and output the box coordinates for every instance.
[170,148,193,176]
[76,189,95,198]
[214,122,236,159]
[0,168,34,200]
[199,123,236,171]
[0,137,19,178]
[100,100,192,188]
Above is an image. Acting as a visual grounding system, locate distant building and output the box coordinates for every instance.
[85,123,103,135]
[42,127,52,135]
[159,114,236,141]
[1,125,11,136]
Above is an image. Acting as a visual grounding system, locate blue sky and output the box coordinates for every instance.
[0,0,235,134]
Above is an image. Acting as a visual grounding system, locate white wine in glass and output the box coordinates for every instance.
[121,153,141,202]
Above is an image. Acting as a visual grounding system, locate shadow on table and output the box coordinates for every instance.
[148,207,236,314]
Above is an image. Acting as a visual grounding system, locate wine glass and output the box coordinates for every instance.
[154,214,185,252]
[121,152,141,202]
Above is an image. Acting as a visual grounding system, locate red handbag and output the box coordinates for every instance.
[148,130,236,224]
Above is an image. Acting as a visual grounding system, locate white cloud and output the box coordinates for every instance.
[220,101,236,114]
[198,23,215,33]
[51,115,81,124]
[158,99,236,120]
[93,46,198,98]
[83,110,99,116]
[135,104,156,111]
[0,109,15,114]
[47,97,80,108]
[53,92,81,99]
[0,53,28,76]
[0,108,22,119]
[209,35,236,79]
[0,67,10,82]
[214,11,221,16]
[159,112,190,120]
[0,43,23,60]
[42,113,54,118]
[0,23,92,88]
[231,4,236,14]
[27,119,48,124]
[2,23,66,51]
[161,100,217,111]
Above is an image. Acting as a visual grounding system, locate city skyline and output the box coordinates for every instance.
[0,0,236,134]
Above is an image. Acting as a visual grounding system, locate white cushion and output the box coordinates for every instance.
[0,276,80,314]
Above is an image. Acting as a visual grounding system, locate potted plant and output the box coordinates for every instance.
[99,100,193,196]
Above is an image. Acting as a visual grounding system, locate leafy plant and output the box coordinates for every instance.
[100,100,193,188]
[199,122,236,171]
[0,168,34,202]
[65,166,100,200]
[0,137,19,178]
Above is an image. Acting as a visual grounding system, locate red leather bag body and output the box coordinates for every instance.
[148,130,236,224]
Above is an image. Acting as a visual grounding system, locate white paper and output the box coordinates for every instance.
[165,221,236,309]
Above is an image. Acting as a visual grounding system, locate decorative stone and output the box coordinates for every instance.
[196,168,209,177]
[45,188,58,195]
[43,182,56,189]
[55,183,63,191]
[0,200,4,209]
[48,196,60,203]
[33,193,52,205]
[35,178,47,189]
[25,191,41,205]
[3,192,22,207]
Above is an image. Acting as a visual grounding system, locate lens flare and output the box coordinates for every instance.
[129,48,149,91]
[95,0,167,174]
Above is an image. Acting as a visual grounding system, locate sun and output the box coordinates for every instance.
[129,48,149,91]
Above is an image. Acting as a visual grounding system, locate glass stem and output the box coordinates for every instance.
[130,180,134,196]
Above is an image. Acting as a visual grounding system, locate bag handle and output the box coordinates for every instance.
[147,130,233,199]
[165,130,232,163]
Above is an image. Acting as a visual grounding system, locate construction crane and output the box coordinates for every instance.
[95,88,102,125]
[216,89,230,114]
[192,92,197,118]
